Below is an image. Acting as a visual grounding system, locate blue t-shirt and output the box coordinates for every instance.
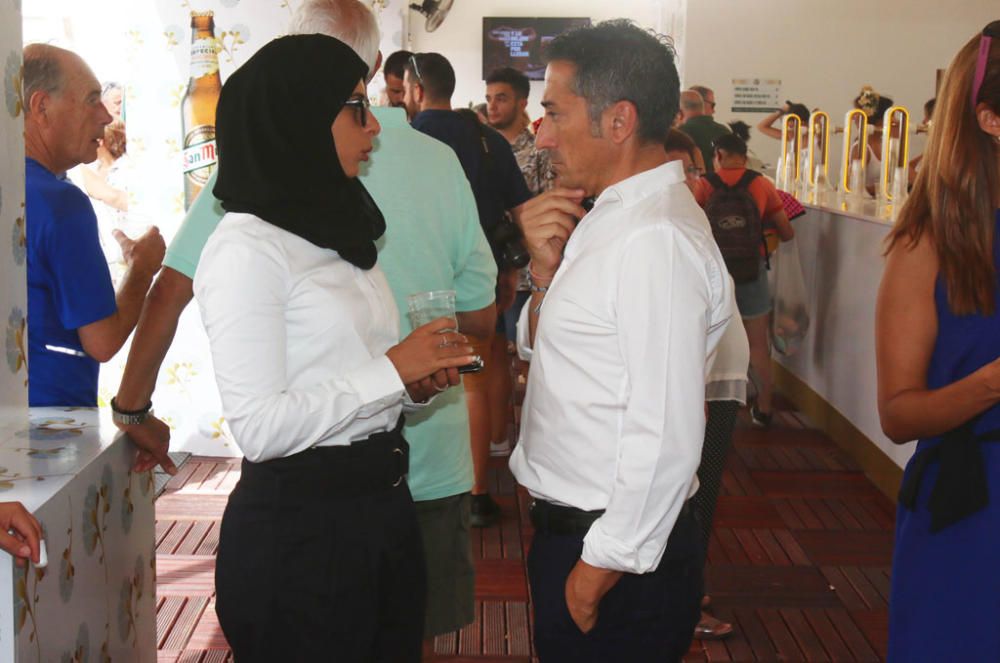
[25,158,117,406]
[411,109,532,234]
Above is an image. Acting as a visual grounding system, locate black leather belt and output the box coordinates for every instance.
[529,498,694,537]
[529,499,605,536]
[240,416,408,500]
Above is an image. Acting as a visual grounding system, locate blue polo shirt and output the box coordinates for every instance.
[25,158,117,406]
[411,109,531,233]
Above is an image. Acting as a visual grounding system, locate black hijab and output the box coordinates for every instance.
[213,34,385,269]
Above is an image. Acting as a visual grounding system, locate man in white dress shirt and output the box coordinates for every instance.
[510,20,734,662]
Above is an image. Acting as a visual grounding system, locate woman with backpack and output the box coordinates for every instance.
[694,133,794,427]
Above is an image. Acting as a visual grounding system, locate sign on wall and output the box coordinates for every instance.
[731,77,782,113]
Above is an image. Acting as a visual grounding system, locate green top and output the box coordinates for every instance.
[164,106,497,501]
[679,115,732,174]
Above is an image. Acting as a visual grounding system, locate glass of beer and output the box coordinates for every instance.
[407,290,484,374]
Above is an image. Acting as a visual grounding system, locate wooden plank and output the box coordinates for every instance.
[819,566,868,611]
[482,600,506,656]
[162,597,209,651]
[839,498,880,530]
[756,607,805,661]
[732,528,770,566]
[434,631,458,655]
[195,521,221,556]
[157,556,217,596]
[720,469,745,498]
[732,607,777,661]
[705,566,839,608]
[164,460,200,493]
[176,651,204,663]
[823,498,863,530]
[772,529,812,566]
[156,519,175,547]
[795,531,894,567]
[158,521,192,555]
[802,608,854,661]
[156,494,230,520]
[788,499,824,530]
[457,601,482,656]
[779,608,830,662]
[715,528,750,565]
[706,530,726,565]
[501,511,523,560]
[861,567,892,605]
[825,608,880,661]
[712,607,754,662]
[752,529,791,567]
[180,461,214,492]
[482,514,503,560]
[751,472,882,499]
[187,600,229,650]
[174,520,212,556]
[804,499,842,530]
[157,597,186,649]
[506,601,532,656]
[200,651,230,663]
[840,566,887,610]
[772,499,806,530]
[714,497,785,529]
[700,637,730,662]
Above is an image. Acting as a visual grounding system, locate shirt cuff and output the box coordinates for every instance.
[515,299,533,362]
[347,356,406,410]
[581,521,648,574]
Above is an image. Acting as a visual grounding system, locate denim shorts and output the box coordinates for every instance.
[734,260,771,319]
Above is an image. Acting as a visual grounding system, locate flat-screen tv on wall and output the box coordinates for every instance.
[482,17,591,81]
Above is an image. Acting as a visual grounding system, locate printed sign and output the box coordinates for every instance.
[731,78,782,113]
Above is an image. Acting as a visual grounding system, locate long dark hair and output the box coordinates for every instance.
[886,31,1000,315]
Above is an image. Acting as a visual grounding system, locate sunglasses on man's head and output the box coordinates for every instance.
[408,54,423,83]
[971,20,1000,105]
[344,96,371,127]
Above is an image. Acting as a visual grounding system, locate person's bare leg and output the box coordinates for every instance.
[467,388,491,495]
[744,314,773,413]
[487,332,512,449]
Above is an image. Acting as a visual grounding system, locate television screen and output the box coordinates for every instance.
[482,17,591,81]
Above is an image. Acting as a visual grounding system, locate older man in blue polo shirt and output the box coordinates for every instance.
[22,44,164,407]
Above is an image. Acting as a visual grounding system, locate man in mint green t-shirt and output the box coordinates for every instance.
[113,104,497,638]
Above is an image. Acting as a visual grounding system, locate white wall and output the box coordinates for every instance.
[683,0,996,176]
[408,0,669,119]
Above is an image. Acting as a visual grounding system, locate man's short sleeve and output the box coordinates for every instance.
[45,194,116,330]
[163,170,227,279]
[491,132,532,210]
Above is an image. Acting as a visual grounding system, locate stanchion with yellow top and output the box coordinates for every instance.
[880,105,910,216]
[807,110,831,203]
[840,109,868,199]
[778,113,802,194]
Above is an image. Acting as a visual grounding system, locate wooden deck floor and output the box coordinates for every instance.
[155,400,895,662]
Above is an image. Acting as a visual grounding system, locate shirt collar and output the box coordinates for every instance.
[591,160,685,212]
[371,106,407,129]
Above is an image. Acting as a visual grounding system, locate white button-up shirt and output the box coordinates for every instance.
[511,161,734,574]
[194,213,413,463]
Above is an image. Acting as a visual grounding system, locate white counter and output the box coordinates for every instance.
[775,202,916,475]
[0,408,156,662]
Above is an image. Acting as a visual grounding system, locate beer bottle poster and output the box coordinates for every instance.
[181,11,222,210]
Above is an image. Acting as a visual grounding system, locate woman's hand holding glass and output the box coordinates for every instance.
[386,317,478,400]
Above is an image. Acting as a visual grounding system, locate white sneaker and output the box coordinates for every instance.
[489,439,512,457]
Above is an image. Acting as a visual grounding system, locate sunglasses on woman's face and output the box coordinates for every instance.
[343,96,371,128]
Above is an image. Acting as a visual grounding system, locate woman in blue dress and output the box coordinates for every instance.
[877,21,1000,662]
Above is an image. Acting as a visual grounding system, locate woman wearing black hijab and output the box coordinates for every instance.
[194,35,477,662]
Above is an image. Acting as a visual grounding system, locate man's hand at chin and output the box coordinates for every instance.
[564,558,623,633]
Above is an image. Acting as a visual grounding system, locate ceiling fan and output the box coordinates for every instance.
[409,0,453,32]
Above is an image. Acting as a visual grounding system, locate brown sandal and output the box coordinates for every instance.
[694,611,733,640]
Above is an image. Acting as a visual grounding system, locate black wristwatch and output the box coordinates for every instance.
[110,397,153,426]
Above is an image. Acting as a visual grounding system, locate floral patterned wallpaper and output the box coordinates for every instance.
[1,0,27,415]
[0,409,156,662]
